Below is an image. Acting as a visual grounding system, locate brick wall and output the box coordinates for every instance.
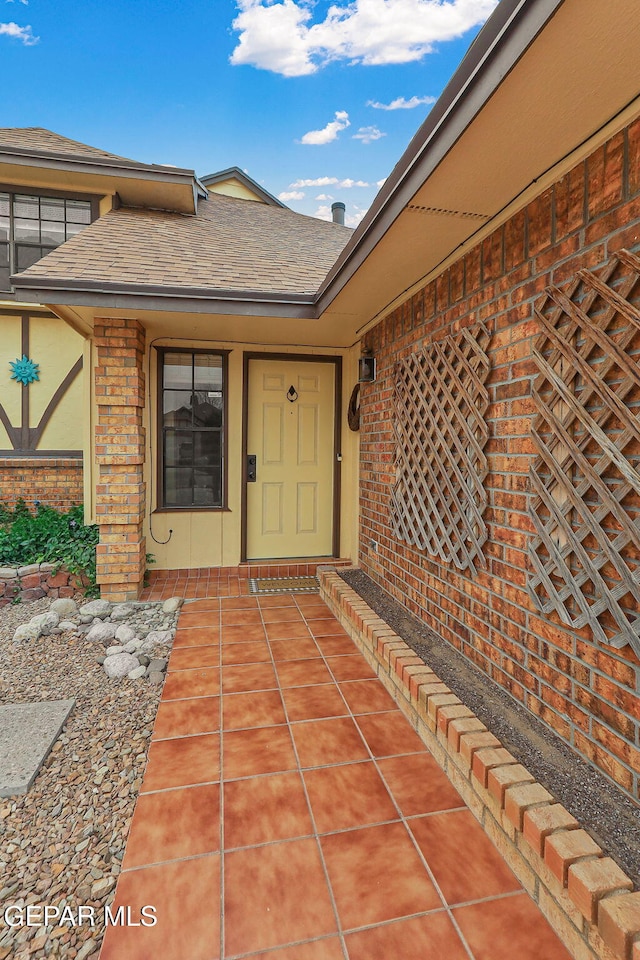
[359,119,640,802]
[0,457,82,510]
[94,318,146,602]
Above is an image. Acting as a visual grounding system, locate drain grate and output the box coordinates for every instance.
[249,576,319,595]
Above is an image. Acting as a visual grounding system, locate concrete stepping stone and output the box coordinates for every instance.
[0,699,74,797]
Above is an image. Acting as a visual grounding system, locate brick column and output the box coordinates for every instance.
[94,318,146,601]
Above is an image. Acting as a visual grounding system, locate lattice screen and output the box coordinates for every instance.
[391,322,491,574]
[528,249,640,655]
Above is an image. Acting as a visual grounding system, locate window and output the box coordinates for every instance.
[159,350,226,509]
[0,190,94,291]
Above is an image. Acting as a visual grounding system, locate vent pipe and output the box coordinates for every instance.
[331,201,345,226]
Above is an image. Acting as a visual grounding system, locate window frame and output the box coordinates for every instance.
[155,347,229,512]
[0,183,100,294]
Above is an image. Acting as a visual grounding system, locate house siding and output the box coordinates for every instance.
[359,119,640,802]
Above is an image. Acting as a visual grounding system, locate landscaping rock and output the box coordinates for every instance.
[105,645,125,657]
[127,665,146,681]
[124,640,141,654]
[111,603,137,621]
[140,629,173,651]
[147,671,164,685]
[12,622,42,642]
[114,624,135,644]
[58,620,78,632]
[0,567,18,580]
[86,622,117,644]
[103,653,138,679]
[162,597,183,614]
[50,598,79,618]
[79,599,112,619]
[17,563,41,578]
[148,658,167,674]
[31,610,60,632]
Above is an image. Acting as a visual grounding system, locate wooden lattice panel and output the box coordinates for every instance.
[529,249,640,654]
[391,323,491,573]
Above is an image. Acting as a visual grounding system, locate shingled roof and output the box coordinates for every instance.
[0,127,140,164]
[14,191,353,297]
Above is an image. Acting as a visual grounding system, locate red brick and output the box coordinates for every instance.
[543,829,602,885]
[522,803,579,857]
[504,782,553,831]
[598,892,640,960]
[568,858,633,924]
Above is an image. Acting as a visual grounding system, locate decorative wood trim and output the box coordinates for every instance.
[390,322,491,574]
[528,249,640,655]
[31,355,83,448]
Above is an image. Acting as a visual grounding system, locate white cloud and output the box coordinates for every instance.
[0,19,37,43]
[231,0,499,77]
[368,95,437,110]
[5,1,30,5]
[278,189,305,200]
[353,126,386,144]
[314,204,332,221]
[376,177,387,187]
[315,193,334,200]
[289,176,370,188]
[299,110,350,145]
[346,207,368,227]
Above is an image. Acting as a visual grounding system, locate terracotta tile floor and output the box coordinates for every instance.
[100,590,575,960]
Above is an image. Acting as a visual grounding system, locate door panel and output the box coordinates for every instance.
[246,359,335,559]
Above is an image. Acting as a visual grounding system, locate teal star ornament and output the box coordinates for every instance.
[10,355,40,386]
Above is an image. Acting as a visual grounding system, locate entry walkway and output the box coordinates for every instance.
[100,589,573,960]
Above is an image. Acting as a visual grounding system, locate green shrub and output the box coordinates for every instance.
[0,502,99,593]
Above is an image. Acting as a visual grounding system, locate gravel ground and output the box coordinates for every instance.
[0,597,163,959]
[341,568,640,887]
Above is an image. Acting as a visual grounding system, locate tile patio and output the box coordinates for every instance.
[100,584,574,960]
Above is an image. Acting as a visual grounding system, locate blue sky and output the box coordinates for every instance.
[1,0,498,225]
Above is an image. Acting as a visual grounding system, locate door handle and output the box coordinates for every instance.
[247,454,257,483]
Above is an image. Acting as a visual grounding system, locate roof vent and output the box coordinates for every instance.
[331,201,346,226]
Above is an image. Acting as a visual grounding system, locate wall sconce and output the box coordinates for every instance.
[358,353,376,383]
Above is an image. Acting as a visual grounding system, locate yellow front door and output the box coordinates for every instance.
[246,358,336,559]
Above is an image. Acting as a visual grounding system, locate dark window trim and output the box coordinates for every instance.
[0,185,100,296]
[155,347,229,512]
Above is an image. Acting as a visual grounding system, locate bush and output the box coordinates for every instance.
[0,501,99,592]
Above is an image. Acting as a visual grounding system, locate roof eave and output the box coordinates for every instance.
[11,277,319,320]
[315,0,567,314]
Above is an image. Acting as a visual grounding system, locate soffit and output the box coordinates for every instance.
[0,161,197,214]
[321,0,640,336]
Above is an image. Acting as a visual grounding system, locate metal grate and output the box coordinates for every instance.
[529,249,640,654]
[390,322,491,574]
[249,576,319,595]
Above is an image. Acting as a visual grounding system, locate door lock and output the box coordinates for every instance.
[247,454,257,483]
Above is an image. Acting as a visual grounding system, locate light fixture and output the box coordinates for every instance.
[358,352,376,383]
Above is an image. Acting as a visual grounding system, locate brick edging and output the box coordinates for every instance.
[0,562,88,606]
[319,570,640,960]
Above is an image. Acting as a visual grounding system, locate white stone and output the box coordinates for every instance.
[50,598,78,617]
[86,622,117,644]
[30,612,60,635]
[127,665,147,680]
[114,624,135,644]
[17,563,41,577]
[111,603,137,621]
[140,630,173,652]
[103,653,138,678]
[0,567,18,579]
[79,599,112,619]
[13,622,42,642]
[162,597,183,614]
[58,620,78,632]
[123,640,141,654]
[105,645,125,657]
